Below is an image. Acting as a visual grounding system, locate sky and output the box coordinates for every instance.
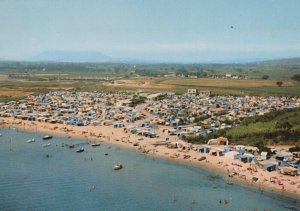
[0,0,300,63]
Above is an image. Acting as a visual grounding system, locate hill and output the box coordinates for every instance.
[190,107,300,146]
[252,57,300,67]
[28,51,111,63]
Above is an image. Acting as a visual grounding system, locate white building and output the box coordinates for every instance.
[187,89,198,95]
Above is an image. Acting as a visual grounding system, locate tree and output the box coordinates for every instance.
[130,95,146,107]
[261,75,269,80]
[275,121,292,130]
[276,81,283,87]
[236,68,243,73]
[254,142,273,156]
[176,68,189,77]
[289,145,300,152]
[291,74,300,81]
[114,67,120,74]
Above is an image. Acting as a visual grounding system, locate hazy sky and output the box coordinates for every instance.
[1,0,300,62]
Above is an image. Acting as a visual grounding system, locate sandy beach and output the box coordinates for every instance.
[1,117,299,199]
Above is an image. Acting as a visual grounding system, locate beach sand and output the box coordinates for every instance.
[1,117,299,199]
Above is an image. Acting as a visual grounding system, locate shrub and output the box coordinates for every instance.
[275,121,292,130]
[276,81,283,87]
[291,74,300,81]
[262,75,269,80]
[289,145,300,152]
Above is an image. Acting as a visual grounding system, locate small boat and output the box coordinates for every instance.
[76,147,84,153]
[27,138,35,143]
[0,133,2,137]
[43,135,53,140]
[91,143,101,147]
[113,164,123,170]
[68,144,75,148]
[198,156,206,161]
[43,143,51,147]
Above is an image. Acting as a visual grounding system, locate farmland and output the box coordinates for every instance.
[0,57,300,102]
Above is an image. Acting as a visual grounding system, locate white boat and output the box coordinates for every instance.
[76,147,84,153]
[27,139,35,143]
[43,143,51,147]
[113,164,123,170]
[0,133,2,137]
[91,143,100,147]
[43,135,53,140]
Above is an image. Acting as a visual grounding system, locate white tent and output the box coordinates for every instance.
[224,151,239,159]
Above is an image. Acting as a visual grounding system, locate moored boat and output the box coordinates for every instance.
[113,164,123,170]
[68,144,75,148]
[43,135,53,140]
[91,143,100,147]
[27,138,35,143]
[76,147,84,153]
[43,143,51,147]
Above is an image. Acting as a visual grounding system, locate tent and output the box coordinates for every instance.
[224,151,239,159]
[278,161,289,167]
[263,163,276,172]
[207,137,229,145]
[282,167,298,176]
[240,153,254,163]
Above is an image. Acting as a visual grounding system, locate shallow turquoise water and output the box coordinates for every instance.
[0,127,299,211]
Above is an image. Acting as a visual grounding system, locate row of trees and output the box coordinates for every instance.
[262,74,300,83]
[175,69,208,78]
[291,74,300,81]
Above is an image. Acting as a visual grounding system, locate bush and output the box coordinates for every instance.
[291,74,300,81]
[275,121,292,130]
[193,115,210,123]
[276,81,283,87]
[130,96,146,107]
[262,75,269,80]
[185,135,207,144]
[254,142,273,155]
[289,145,300,152]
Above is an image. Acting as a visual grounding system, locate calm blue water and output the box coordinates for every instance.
[0,127,299,211]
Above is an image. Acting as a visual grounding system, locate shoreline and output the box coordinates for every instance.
[1,118,299,201]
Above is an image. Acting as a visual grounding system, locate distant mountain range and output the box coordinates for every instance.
[28,51,111,63]
[14,50,300,65]
[252,57,300,66]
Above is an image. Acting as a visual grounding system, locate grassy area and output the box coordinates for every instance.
[0,80,76,102]
[0,76,300,102]
[106,77,300,96]
[0,58,300,101]
[189,108,300,146]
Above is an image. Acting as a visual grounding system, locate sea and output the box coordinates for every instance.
[0,127,299,211]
